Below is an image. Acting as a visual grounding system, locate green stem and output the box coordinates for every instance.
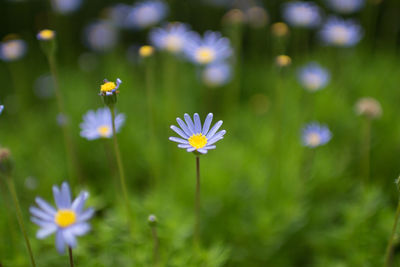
[385,200,400,267]
[6,177,36,267]
[47,54,81,185]
[110,107,131,220]
[194,155,201,246]
[361,118,371,182]
[68,246,74,267]
[151,226,159,266]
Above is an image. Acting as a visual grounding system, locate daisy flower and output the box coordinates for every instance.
[184,31,232,65]
[128,0,168,29]
[202,62,232,87]
[282,1,321,28]
[319,16,363,47]
[301,122,332,148]
[80,107,125,140]
[326,0,364,14]
[0,105,4,115]
[169,113,226,154]
[51,0,82,14]
[0,39,27,62]
[37,29,56,41]
[150,22,193,54]
[99,78,122,96]
[298,62,330,92]
[30,182,94,254]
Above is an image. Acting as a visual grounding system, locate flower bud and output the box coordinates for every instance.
[139,45,154,58]
[222,9,245,25]
[148,214,158,227]
[275,55,291,67]
[99,78,122,107]
[271,22,289,38]
[355,97,382,119]
[0,148,13,176]
[37,29,57,57]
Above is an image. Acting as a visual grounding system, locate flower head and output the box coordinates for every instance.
[202,62,231,87]
[0,38,27,62]
[271,22,290,37]
[37,29,56,41]
[301,122,332,148]
[150,22,193,54]
[355,97,382,119]
[169,113,226,154]
[319,16,363,47]
[51,0,82,14]
[80,107,125,140]
[128,0,168,29]
[282,1,321,28]
[0,105,4,115]
[99,78,122,96]
[298,62,330,92]
[30,182,94,254]
[245,6,269,28]
[326,0,364,14]
[184,31,232,65]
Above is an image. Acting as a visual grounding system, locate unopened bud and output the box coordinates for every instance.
[148,214,158,227]
[37,29,57,56]
[0,148,13,175]
[222,9,245,25]
[355,97,382,119]
[275,55,291,67]
[271,22,289,37]
[139,45,154,58]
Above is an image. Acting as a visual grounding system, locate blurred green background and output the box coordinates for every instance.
[1,0,400,266]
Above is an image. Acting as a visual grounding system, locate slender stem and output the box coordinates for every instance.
[110,107,131,220]
[47,54,81,185]
[194,155,201,246]
[385,200,400,267]
[5,177,36,267]
[151,226,159,266]
[361,118,371,182]
[68,246,74,267]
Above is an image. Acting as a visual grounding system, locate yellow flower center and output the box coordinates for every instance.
[139,45,154,57]
[38,29,55,40]
[188,133,208,149]
[55,209,77,228]
[97,125,111,137]
[276,55,291,67]
[165,36,182,52]
[307,133,321,146]
[305,74,321,91]
[100,82,116,92]
[331,26,349,45]
[195,47,215,64]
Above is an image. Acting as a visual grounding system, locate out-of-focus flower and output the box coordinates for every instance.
[139,45,154,58]
[301,122,332,148]
[275,55,291,67]
[202,62,231,87]
[298,62,330,92]
[51,0,82,14]
[37,29,56,41]
[326,0,364,14]
[271,22,289,37]
[34,74,55,99]
[30,182,94,254]
[83,21,118,52]
[148,214,157,226]
[282,1,321,28]
[169,113,226,154]
[0,147,12,175]
[355,97,382,119]
[0,105,4,115]
[57,113,69,127]
[80,107,125,140]
[245,6,269,28]
[150,22,193,54]
[222,9,246,25]
[107,4,135,29]
[319,16,363,47]
[128,0,168,29]
[0,38,27,62]
[185,31,232,65]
